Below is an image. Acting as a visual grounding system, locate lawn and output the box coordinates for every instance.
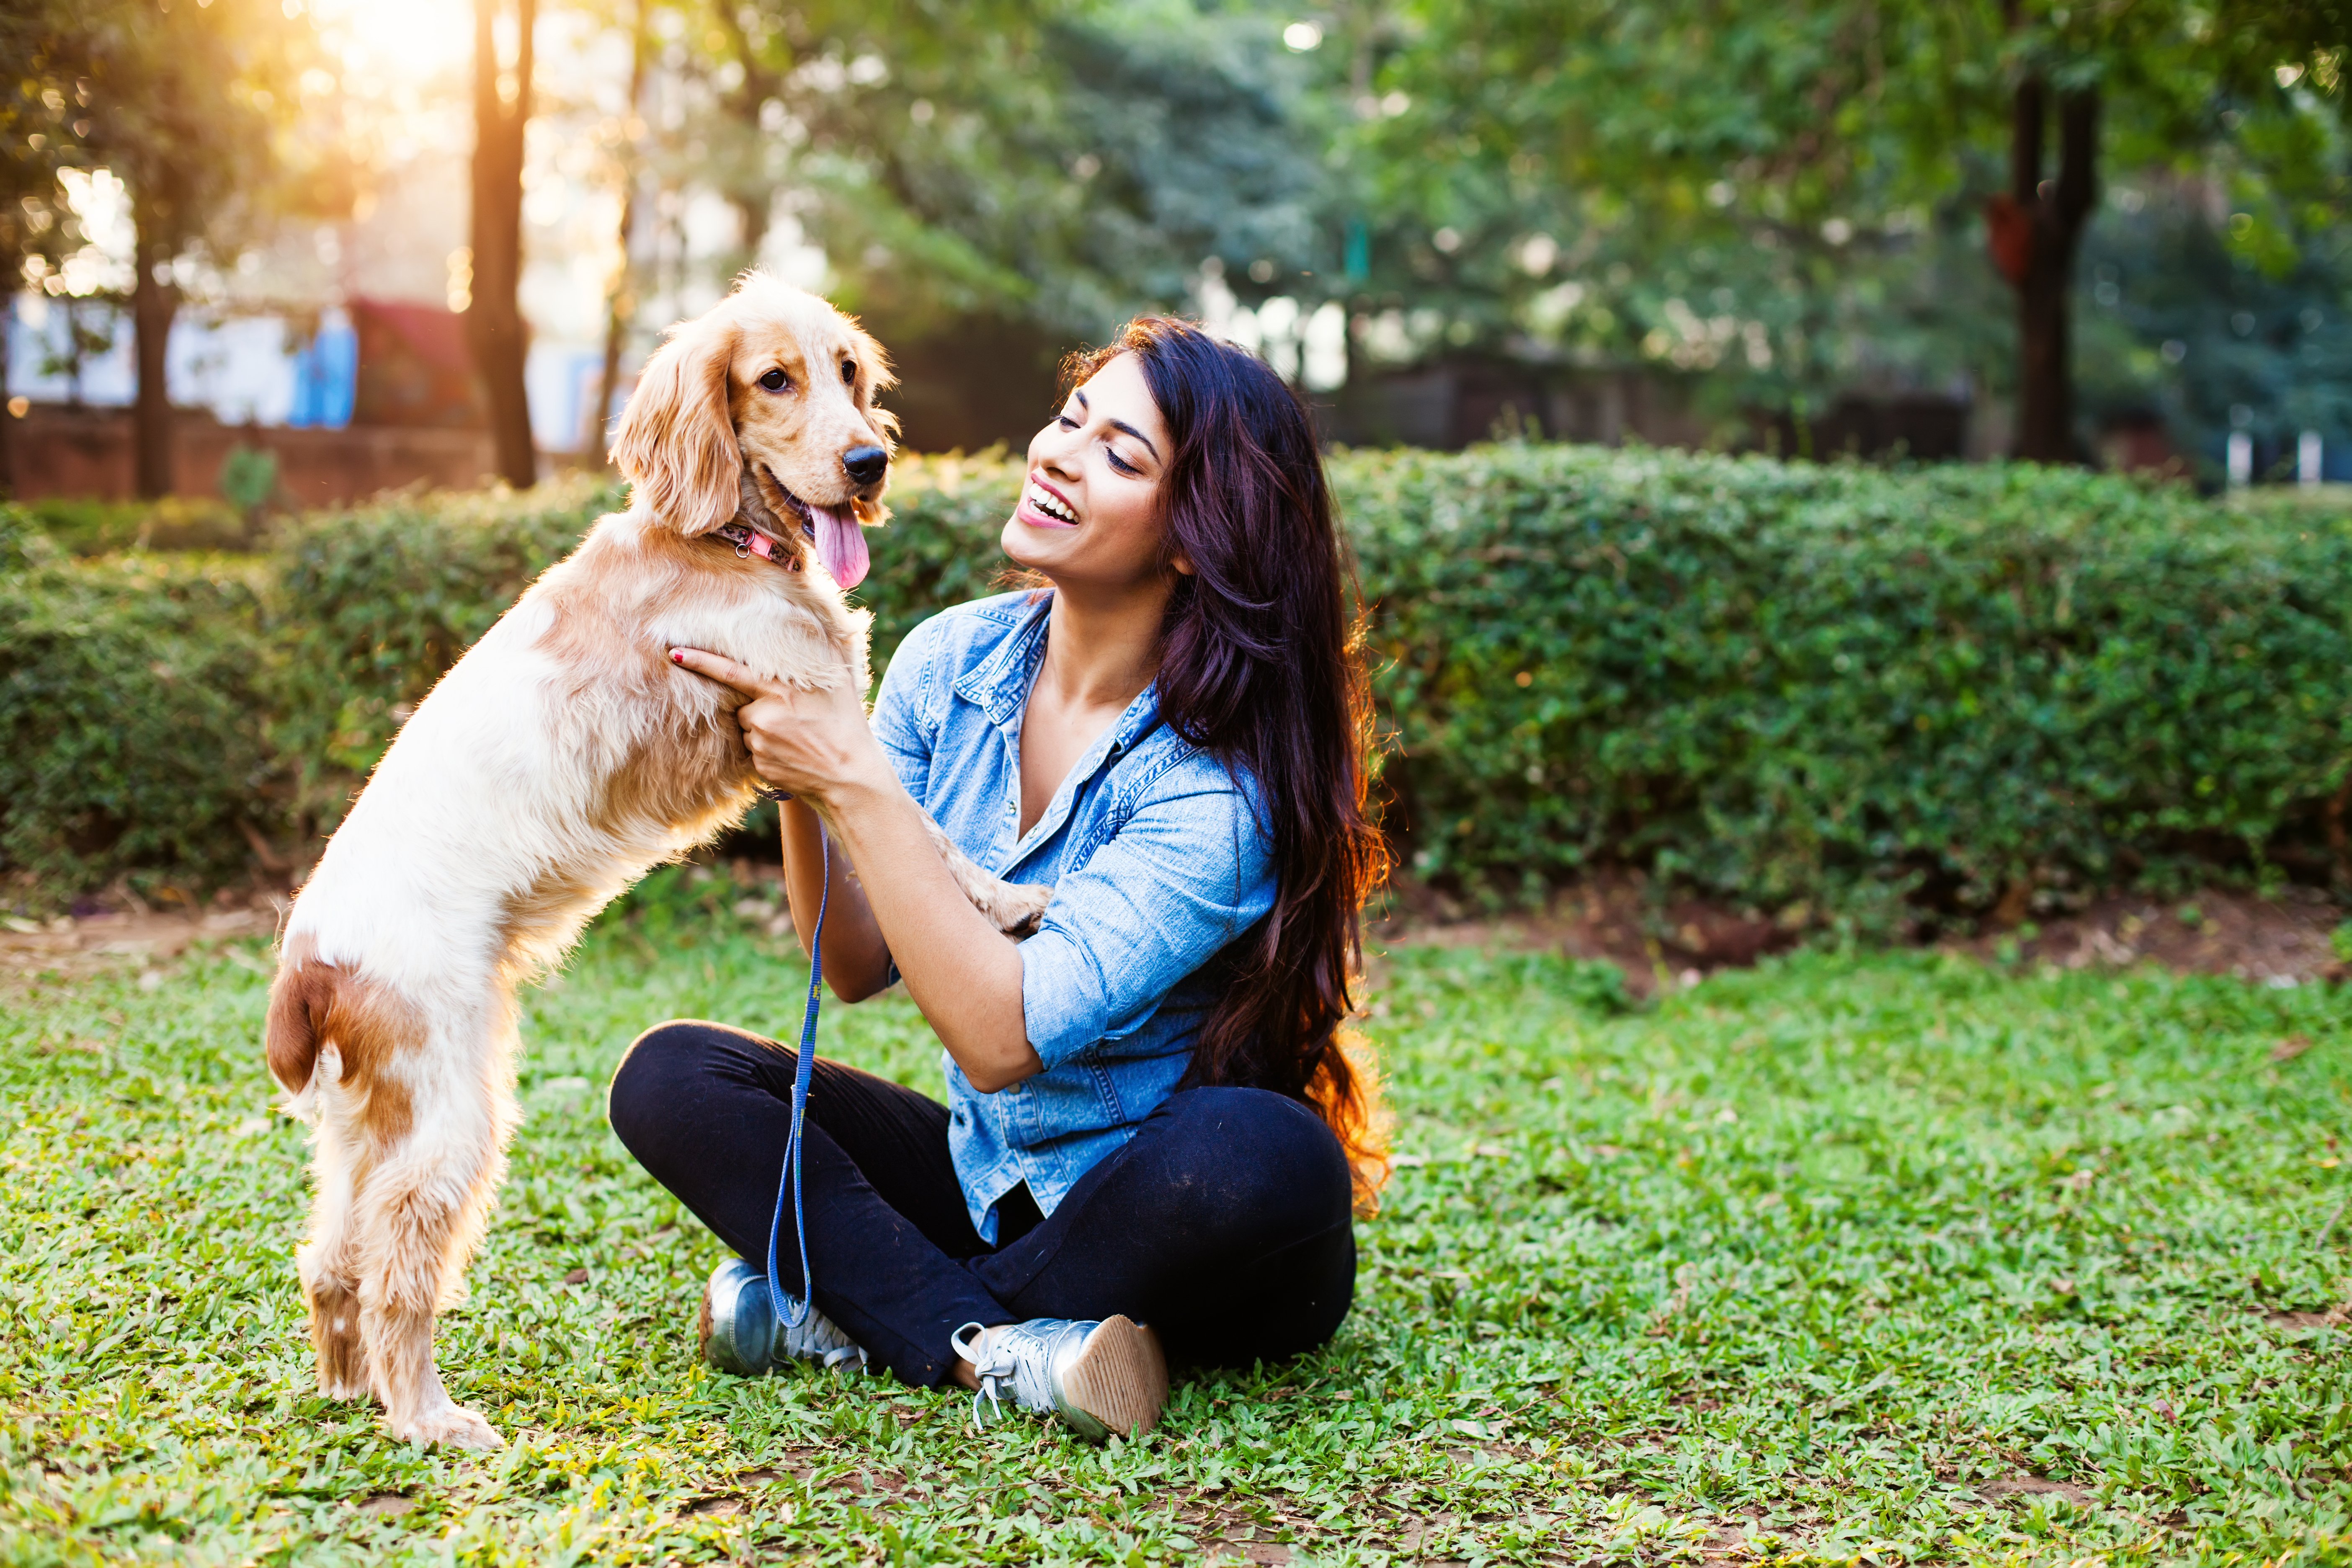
[2,883,2347,1566]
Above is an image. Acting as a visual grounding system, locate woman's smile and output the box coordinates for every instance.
[1018,475,1081,528]
[1001,353,1174,590]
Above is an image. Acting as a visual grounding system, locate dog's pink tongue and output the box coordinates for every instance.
[813,506,869,590]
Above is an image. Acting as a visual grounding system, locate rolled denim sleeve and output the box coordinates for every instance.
[1019,764,1275,1070]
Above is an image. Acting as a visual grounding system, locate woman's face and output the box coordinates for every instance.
[1003,352,1185,593]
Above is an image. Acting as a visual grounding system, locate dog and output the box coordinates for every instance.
[264,273,1049,1449]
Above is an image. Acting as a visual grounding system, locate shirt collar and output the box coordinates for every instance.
[951,592,1168,753]
[957,592,1173,865]
[954,593,1054,728]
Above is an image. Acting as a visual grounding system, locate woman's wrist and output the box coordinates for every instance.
[779,745,896,824]
[811,759,904,824]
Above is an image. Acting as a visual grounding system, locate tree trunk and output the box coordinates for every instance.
[2005,72,2097,464]
[590,0,650,459]
[467,0,538,488]
[132,223,179,498]
[713,3,782,272]
[0,267,13,498]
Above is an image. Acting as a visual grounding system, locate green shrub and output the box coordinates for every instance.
[26,494,251,554]
[0,504,59,573]
[0,541,274,896]
[1347,447,2352,925]
[5,451,2349,927]
[265,476,620,822]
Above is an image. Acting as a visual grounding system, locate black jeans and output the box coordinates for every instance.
[609,1020,1357,1386]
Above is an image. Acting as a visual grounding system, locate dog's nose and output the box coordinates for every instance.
[842,445,888,487]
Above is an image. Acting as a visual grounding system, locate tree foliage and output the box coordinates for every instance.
[656,0,1334,337]
[12,0,343,493]
[1347,0,2351,450]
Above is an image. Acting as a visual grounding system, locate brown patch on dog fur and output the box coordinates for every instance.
[532,516,866,846]
[609,321,743,534]
[493,864,614,983]
[483,521,863,981]
[266,933,419,1141]
[307,1275,370,1398]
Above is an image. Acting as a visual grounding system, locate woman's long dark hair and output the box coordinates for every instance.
[1065,318,1392,1207]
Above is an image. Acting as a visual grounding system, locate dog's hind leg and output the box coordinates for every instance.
[296,1048,372,1400]
[352,1037,515,1450]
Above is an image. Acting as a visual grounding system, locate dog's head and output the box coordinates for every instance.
[609,272,898,589]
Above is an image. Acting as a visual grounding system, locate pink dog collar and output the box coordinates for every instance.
[717,521,801,570]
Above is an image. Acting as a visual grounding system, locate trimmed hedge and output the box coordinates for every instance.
[0,527,275,892]
[1344,449,2352,925]
[3,449,2348,927]
[266,477,630,822]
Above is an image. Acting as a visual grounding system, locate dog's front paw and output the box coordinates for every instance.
[993,881,1053,939]
[392,1401,503,1450]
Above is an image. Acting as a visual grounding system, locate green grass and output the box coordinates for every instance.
[3,894,2349,1565]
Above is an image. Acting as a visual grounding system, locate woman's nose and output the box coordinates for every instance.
[1033,423,1083,477]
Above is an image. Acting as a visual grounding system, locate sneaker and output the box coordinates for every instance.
[950,1315,1167,1441]
[700,1258,867,1376]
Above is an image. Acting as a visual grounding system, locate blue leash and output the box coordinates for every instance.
[763,829,828,1333]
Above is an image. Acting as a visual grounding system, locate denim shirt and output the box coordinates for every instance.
[869,591,1275,1242]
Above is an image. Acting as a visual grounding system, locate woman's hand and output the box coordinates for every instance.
[667,647,892,808]
[670,644,1040,1090]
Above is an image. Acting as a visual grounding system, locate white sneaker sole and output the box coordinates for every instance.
[1059,1315,1168,1440]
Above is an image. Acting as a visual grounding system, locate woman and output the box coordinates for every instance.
[609,317,1387,1441]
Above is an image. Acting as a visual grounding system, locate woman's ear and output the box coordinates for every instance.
[609,318,741,534]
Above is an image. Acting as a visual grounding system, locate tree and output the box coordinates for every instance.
[0,0,88,495]
[1989,9,2101,460]
[1980,1,2351,458]
[1358,0,2349,459]
[56,0,327,496]
[662,3,1328,321]
[590,0,651,456]
[469,0,539,487]
[2076,186,2352,479]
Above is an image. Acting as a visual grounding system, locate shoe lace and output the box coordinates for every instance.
[779,1299,867,1372]
[951,1320,1068,1428]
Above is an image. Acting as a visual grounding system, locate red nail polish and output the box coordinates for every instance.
[670,650,683,663]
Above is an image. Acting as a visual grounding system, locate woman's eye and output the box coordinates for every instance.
[1104,447,1138,476]
[1056,413,1078,430]
[758,369,789,392]
[840,360,856,385]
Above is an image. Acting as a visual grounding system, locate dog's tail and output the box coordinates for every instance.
[266,944,415,1124]
[266,956,331,1097]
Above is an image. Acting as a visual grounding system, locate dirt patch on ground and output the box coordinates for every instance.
[1945,885,2345,985]
[0,893,279,988]
[1976,1474,2095,1507]
[11,867,2343,998]
[1375,874,2346,996]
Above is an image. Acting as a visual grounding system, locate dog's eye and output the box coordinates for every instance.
[758,369,789,392]
[840,360,856,386]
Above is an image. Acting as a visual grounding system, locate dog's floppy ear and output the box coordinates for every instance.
[610,317,740,534]
[850,323,901,449]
